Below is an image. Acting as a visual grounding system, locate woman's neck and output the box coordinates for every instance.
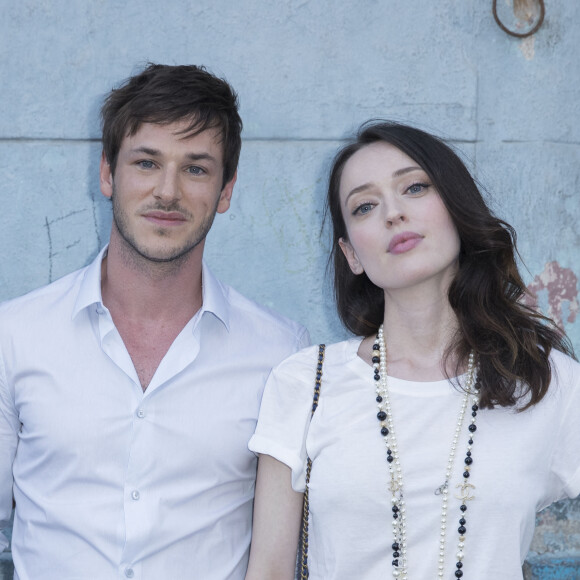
[360,289,461,382]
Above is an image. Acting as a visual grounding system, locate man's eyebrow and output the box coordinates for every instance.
[129,146,161,156]
[128,147,217,164]
[185,152,217,163]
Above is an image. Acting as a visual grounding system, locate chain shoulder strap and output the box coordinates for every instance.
[299,344,326,580]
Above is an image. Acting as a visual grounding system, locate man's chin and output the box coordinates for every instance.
[135,244,198,264]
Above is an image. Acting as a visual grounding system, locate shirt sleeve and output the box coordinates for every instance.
[0,352,18,552]
[248,344,320,493]
[548,352,580,500]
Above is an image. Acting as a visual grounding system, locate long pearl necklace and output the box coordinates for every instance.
[372,325,480,579]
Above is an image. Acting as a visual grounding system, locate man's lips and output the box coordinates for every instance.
[142,210,187,225]
[388,231,423,254]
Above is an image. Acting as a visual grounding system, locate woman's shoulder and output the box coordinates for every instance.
[550,348,580,387]
[271,336,364,378]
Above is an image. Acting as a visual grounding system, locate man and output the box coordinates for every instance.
[0,64,309,579]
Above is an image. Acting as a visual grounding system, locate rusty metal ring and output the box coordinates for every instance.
[492,0,545,38]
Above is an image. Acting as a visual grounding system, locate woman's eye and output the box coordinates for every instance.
[407,183,429,195]
[353,203,373,215]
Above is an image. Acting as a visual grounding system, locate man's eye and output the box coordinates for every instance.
[137,160,155,169]
[187,166,205,175]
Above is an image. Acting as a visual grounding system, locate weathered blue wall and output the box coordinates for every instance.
[0,1,578,578]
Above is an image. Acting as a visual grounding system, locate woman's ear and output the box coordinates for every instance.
[338,237,364,275]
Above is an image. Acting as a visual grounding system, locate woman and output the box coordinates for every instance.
[245,121,580,579]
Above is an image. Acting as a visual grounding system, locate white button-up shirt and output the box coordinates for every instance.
[0,248,309,580]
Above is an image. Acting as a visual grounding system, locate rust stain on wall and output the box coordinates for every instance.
[524,261,579,328]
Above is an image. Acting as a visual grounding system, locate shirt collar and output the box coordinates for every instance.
[72,246,230,331]
[72,246,108,319]
[199,260,230,332]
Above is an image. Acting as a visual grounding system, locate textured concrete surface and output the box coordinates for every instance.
[0,0,579,577]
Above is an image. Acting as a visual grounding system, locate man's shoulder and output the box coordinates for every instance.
[0,266,87,325]
[223,281,307,335]
[216,278,309,346]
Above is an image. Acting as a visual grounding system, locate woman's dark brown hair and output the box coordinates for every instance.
[327,120,575,410]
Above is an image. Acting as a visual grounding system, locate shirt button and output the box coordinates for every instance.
[131,490,140,501]
[125,569,134,578]
[136,409,145,418]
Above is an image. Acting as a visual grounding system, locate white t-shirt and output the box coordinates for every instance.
[249,338,580,580]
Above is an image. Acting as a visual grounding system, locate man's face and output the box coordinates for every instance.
[100,120,235,264]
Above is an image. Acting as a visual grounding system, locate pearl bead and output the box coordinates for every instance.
[374,327,478,579]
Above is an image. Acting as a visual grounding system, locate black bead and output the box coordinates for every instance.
[392,559,399,567]
[317,363,322,371]
[372,356,380,363]
[463,471,470,478]
[393,512,398,519]
[455,571,463,578]
[392,542,399,550]
[381,427,389,436]
[468,424,477,433]
[373,343,379,351]
[374,374,380,381]
[468,438,474,445]
[472,404,478,411]
[456,562,463,568]
[458,525,466,534]
[466,451,471,456]
[460,504,467,512]
[472,411,477,417]
[459,517,466,525]
[387,455,394,463]
[376,395,383,403]
[377,411,387,421]
[464,456,473,465]
[393,551,400,558]
[392,505,399,512]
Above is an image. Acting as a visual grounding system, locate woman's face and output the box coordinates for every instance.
[338,141,461,295]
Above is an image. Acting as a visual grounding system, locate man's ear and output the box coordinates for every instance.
[217,171,237,214]
[338,237,364,275]
[100,152,114,199]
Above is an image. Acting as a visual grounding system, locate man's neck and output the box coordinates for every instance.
[101,240,204,325]
[100,239,205,391]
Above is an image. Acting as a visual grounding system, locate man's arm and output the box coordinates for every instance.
[0,355,18,551]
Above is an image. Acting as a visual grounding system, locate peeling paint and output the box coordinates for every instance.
[524,262,579,328]
[520,35,535,60]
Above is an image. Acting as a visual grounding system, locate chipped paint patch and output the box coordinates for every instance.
[520,35,535,60]
[524,262,579,328]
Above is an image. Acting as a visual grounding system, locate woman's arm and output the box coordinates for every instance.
[245,454,304,580]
